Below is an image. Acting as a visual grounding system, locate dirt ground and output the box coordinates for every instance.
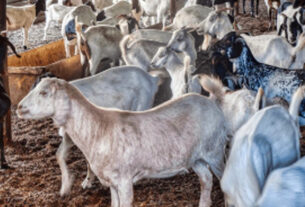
[2,0,301,207]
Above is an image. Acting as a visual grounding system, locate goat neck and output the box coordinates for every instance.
[60,84,114,160]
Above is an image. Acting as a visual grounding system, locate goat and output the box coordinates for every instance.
[278,4,304,45]
[75,23,123,75]
[61,5,96,58]
[91,0,113,11]
[256,153,305,206]
[211,32,305,124]
[18,77,228,207]
[44,4,76,40]
[96,1,132,21]
[0,78,11,169]
[166,27,197,65]
[29,66,160,196]
[199,76,264,136]
[6,0,46,50]
[196,9,235,51]
[163,5,213,31]
[242,0,259,16]
[264,0,280,29]
[151,47,201,99]
[221,85,303,207]
[241,32,305,69]
[120,35,167,72]
[138,0,187,27]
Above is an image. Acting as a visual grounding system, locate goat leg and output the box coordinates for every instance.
[81,161,95,189]
[0,120,8,169]
[251,0,255,17]
[256,0,259,16]
[193,162,213,207]
[243,0,246,14]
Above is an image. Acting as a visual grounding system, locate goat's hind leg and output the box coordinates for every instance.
[0,119,8,169]
[117,179,134,207]
[56,130,74,196]
[192,161,213,207]
[81,161,95,189]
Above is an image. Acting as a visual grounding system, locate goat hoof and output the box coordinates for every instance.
[23,45,27,50]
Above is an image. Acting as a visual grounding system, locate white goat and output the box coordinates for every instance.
[6,0,45,49]
[241,33,305,69]
[138,0,187,27]
[196,9,235,50]
[151,47,201,98]
[221,85,303,207]
[128,29,172,44]
[199,76,264,136]
[166,27,197,65]
[76,23,123,75]
[92,0,113,11]
[30,66,160,196]
[44,4,76,40]
[97,1,132,20]
[61,5,96,58]
[18,78,228,207]
[256,154,305,207]
[163,5,213,31]
[120,35,167,71]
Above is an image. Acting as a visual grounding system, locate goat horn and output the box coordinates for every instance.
[215,7,233,13]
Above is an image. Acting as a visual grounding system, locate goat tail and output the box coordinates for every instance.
[253,87,265,111]
[289,85,305,122]
[198,75,224,104]
[119,35,131,65]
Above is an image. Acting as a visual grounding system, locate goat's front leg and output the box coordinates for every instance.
[64,38,71,58]
[0,120,8,169]
[81,161,95,189]
[56,130,74,196]
[117,179,134,207]
[110,186,120,207]
[251,0,255,17]
[192,162,213,207]
[22,27,29,50]
[74,44,79,56]
[256,0,259,16]
[44,18,51,40]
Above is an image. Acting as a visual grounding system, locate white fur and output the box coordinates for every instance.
[18,78,228,207]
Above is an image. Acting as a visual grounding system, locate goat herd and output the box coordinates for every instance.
[1,0,305,206]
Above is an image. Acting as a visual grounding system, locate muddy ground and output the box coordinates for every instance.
[2,0,301,206]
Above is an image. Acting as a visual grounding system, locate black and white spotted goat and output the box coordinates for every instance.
[211,32,305,124]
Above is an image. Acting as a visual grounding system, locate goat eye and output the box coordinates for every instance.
[39,91,47,96]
